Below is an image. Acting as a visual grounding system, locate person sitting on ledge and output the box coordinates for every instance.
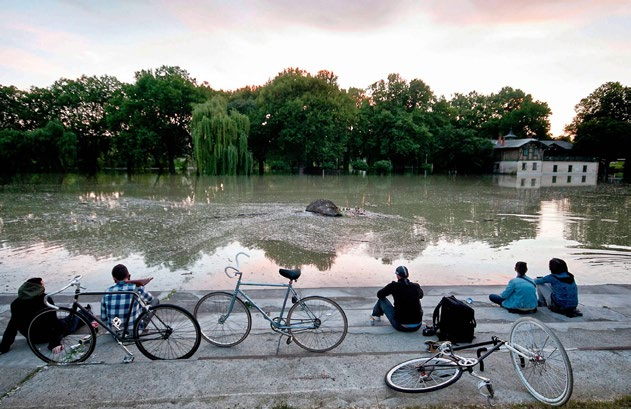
[489,261,538,314]
[535,258,582,318]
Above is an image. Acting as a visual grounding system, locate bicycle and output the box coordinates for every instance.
[385,317,573,406]
[194,252,348,352]
[27,275,201,364]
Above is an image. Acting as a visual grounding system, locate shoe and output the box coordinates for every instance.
[369,315,381,326]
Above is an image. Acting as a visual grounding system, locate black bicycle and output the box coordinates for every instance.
[27,275,201,364]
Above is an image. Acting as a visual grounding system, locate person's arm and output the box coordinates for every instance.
[0,317,19,354]
[127,277,153,287]
[417,284,424,299]
[377,282,394,299]
[500,280,516,299]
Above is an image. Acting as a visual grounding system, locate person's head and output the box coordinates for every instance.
[514,261,528,276]
[26,277,43,286]
[112,264,130,282]
[549,258,568,275]
[395,266,409,279]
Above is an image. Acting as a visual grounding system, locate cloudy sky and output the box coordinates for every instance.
[1,0,629,136]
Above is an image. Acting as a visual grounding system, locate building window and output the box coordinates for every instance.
[567,176,572,183]
[532,162,537,171]
[552,176,557,183]
[553,165,558,172]
[522,147,529,157]
[582,175,586,183]
[568,165,573,172]
[583,165,587,172]
[522,162,527,171]
[531,178,536,187]
[534,147,539,158]
[520,178,526,186]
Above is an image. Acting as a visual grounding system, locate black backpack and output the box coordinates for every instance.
[432,295,476,343]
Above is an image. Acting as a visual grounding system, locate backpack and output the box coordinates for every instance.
[432,295,476,343]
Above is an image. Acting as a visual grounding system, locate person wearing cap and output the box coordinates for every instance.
[370,266,424,332]
[489,261,538,314]
[100,264,158,337]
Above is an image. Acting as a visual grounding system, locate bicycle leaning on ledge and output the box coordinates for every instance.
[194,252,348,352]
[27,275,201,364]
[385,317,573,406]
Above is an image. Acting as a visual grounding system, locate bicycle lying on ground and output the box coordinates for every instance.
[27,275,201,364]
[385,317,573,406]
[194,252,348,352]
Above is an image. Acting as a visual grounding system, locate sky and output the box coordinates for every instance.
[1,0,630,137]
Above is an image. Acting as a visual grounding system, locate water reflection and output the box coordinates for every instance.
[0,173,629,291]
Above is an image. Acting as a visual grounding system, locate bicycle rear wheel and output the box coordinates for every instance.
[134,305,201,360]
[286,296,348,352]
[509,317,573,406]
[385,356,463,393]
[27,306,96,364]
[193,291,252,347]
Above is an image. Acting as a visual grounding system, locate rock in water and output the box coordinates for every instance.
[306,199,342,217]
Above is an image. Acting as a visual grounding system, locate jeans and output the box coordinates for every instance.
[489,294,504,306]
[372,298,422,333]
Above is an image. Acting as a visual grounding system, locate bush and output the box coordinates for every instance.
[350,160,369,171]
[372,160,392,175]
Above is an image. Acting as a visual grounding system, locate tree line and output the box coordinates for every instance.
[0,66,628,178]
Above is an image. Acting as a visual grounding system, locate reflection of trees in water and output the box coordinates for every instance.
[2,175,630,275]
[248,240,336,270]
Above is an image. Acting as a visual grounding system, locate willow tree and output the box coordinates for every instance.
[192,97,253,175]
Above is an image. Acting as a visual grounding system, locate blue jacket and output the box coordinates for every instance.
[500,276,538,310]
[535,272,578,309]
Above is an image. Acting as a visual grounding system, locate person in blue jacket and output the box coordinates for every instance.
[489,261,538,313]
[535,258,582,317]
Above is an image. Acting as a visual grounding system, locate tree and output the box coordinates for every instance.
[49,75,122,173]
[359,74,434,172]
[567,82,631,181]
[109,66,203,174]
[191,96,253,175]
[251,68,354,172]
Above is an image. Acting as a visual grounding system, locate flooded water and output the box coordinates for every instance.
[0,173,629,293]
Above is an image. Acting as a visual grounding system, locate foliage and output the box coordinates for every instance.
[350,160,369,171]
[567,82,631,181]
[192,96,253,175]
[372,160,393,175]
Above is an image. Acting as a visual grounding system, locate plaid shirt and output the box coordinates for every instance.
[100,282,154,334]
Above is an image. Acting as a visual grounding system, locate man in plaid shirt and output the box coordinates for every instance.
[101,264,157,336]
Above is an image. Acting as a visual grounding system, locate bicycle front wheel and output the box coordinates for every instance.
[287,296,348,352]
[27,307,96,364]
[134,305,201,360]
[385,356,463,393]
[194,291,252,347]
[509,317,573,406]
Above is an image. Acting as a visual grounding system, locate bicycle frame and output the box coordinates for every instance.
[221,253,320,335]
[43,275,153,362]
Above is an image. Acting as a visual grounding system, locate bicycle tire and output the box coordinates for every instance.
[27,306,96,364]
[509,317,573,406]
[385,356,463,393]
[193,291,252,347]
[134,304,201,360]
[286,296,348,352]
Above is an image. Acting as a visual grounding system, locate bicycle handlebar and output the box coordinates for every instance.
[224,252,250,278]
[43,275,82,309]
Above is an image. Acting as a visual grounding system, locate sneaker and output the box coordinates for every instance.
[369,315,381,326]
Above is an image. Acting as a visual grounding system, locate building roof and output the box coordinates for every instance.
[540,140,573,150]
[493,138,540,149]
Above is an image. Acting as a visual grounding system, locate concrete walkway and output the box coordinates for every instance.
[1,284,630,408]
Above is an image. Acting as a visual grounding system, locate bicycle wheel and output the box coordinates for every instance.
[193,291,252,347]
[509,317,573,406]
[27,307,96,364]
[287,296,348,352]
[385,356,463,393]
[134,304,201,360]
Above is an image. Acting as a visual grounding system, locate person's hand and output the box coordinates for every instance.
[52,345,64,354]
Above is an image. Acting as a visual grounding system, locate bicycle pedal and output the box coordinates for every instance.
[286,337,293,345]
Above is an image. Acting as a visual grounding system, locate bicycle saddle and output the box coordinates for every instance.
[279,268,301,280]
